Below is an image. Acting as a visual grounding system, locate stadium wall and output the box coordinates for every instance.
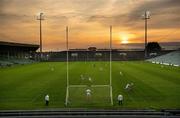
[41,50,175,61]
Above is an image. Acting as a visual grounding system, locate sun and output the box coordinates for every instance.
[121,35,129,44]
[119,32,135,44]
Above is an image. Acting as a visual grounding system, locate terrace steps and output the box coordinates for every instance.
[0,109,180,118]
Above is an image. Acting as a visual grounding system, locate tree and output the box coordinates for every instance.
[146,42,161,53]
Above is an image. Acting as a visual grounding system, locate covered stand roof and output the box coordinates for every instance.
[0,41,39,52]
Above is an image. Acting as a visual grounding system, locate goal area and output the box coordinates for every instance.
[65,26,113,106]
[67,85,111,106]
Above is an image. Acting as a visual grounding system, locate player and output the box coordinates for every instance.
[49,64,54,71]
[130,82,134,87]
[51,67,54,71]
[125,83,130,90]
[86,88,92,101]
[80,74,84,80]
[45,94,49,106]
[119,71,123,76]
[88,77,92,82]
[87,77,92,87]
[117,94,123,105]
[99,67,103,71]
[125,83,134,91]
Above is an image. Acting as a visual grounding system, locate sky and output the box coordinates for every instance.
[0,0,180,51]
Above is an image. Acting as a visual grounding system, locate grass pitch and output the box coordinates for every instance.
[0,61,180,109]
[68,86,111,106]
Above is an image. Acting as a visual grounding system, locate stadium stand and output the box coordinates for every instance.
[43,48,174,62]
[147,50,180,66]
[0,41,39,67]
[43,48,146,61]
[0,109,180,118]
[0,60,13,67]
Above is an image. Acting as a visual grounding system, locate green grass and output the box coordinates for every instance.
[0,61,180,110]
[69,86,111,107]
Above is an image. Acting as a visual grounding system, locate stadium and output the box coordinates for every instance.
[0,0,180,117]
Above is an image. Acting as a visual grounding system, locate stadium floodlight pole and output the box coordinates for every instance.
[37,12,44,59]
[65,26,69,106]
[143,11,150,58]
[109,26,113,105]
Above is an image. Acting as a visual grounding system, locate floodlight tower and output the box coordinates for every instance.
[142,11,150,58]
[37,12,44,58]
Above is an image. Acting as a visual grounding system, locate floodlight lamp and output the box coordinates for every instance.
[145,11,150,19]
[37,12,45,20]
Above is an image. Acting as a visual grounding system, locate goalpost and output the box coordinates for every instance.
[65,26,69,106]
[65,26,113,106]
[109,26,113,105]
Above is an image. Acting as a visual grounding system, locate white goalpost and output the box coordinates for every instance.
[65,26,113,106]
[65,26,69,106]
[109,26,113,105]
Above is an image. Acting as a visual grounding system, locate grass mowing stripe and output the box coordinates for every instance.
[131,62,180,85]
[112,62,166,108]
[122,62,180,108]
[126,62,179,92]
[0,61,180,109]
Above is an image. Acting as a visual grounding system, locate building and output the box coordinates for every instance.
[0,41,39,60]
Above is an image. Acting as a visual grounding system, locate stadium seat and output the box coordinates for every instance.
[147,51,180,66]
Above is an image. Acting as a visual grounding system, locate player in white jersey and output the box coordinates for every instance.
[45,94,49,106]
[117,94,123,105]
[86,89,91,101]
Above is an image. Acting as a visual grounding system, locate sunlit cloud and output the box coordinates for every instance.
[0,0,180,51]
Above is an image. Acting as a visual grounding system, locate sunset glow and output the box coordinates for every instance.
[121,38,129,44]
[120,35,129,44]
[119,32,134,44]
[0,0,180,51]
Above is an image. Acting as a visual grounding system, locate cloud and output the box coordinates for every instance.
[127,0,180,29]
[0,0,179,50]
[87,0,180,29]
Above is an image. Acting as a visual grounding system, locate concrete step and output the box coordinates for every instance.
[0,110,179,118]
